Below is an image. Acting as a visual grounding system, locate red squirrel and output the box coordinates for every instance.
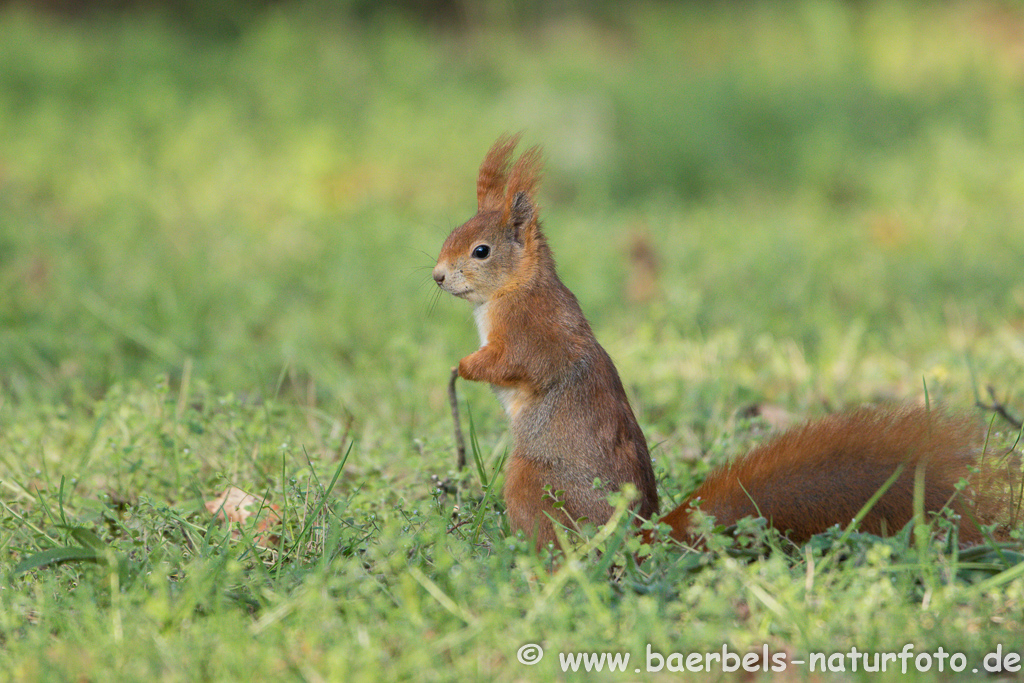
[433,134,658,548]
[434,135,1005,550]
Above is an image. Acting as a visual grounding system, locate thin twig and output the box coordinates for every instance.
[977,385,1024,431]
[448,367,467,470]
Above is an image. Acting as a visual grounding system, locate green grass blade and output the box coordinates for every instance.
[15,546,102,574]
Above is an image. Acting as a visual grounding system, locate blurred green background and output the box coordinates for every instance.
[1,0,1022,414]
[2,4,1024,679]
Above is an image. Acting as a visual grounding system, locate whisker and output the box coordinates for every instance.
[428,287,446,317]
[411,248,437,261]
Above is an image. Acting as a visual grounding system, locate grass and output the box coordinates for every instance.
[2,1,1024,680]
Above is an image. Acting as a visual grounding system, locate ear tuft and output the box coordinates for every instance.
[477,133,521,212]
[503,145,542,240]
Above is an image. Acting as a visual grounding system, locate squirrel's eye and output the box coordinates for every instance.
[472,245,490,259]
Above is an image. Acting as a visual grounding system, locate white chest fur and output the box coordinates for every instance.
[471,301,524,419]
[473,301,491,348]
[493,386,521,418]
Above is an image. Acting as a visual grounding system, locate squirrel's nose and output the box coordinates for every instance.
[432,267,445,285]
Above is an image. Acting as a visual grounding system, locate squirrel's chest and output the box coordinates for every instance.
[493,386,534,420]
[473,302,535,420]
[473,302,492,347]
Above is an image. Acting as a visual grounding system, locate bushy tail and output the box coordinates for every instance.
[653,406,1020,546]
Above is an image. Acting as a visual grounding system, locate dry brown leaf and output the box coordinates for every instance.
[204,486,283,547]
[205,486,259,523]
[254,504,283,547]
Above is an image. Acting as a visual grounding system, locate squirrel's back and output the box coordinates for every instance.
[494,272,659,544]
[658,406,1004,545]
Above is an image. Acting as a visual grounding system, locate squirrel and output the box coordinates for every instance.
[434,135,1008,551]
[433,134,658,548]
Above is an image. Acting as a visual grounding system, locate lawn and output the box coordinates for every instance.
[1,1,1024,680]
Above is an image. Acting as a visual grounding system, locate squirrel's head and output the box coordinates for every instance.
[434,134,544,304]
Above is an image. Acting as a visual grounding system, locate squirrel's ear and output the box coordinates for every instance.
[504,145,542,244]
[477,134,520,212]
[509,191,535,244]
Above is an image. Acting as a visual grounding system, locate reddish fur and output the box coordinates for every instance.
[476,134,518,212]
[435,137,658,549]
[503,145,542,227]
[653,406,999,546]
[439,136,1011,553]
